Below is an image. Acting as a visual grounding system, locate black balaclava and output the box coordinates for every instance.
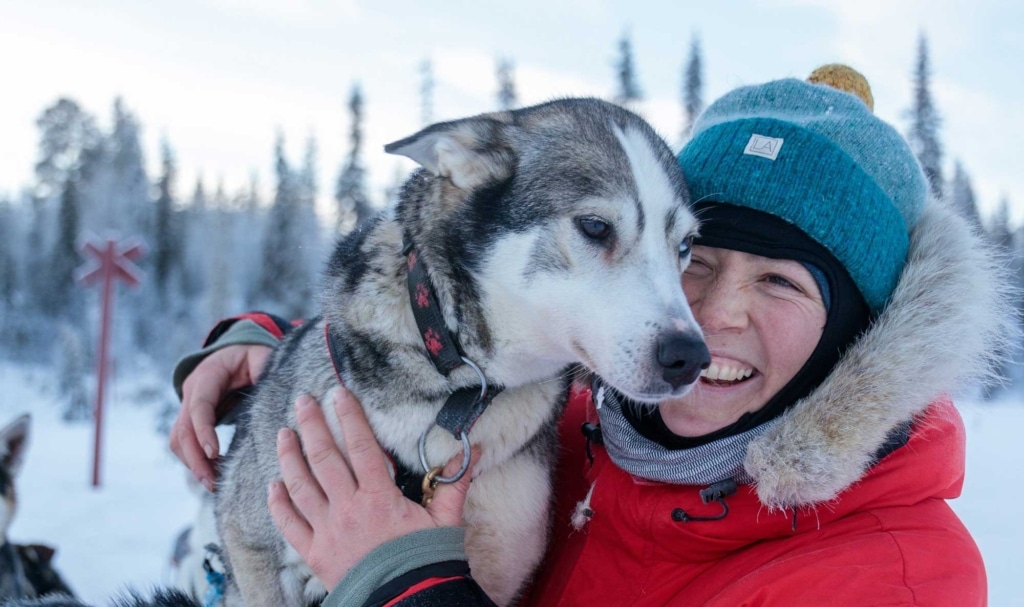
[623,202,873,449]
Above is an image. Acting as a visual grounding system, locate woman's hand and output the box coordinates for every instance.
[170,344,273,491]
[268,387,475,589]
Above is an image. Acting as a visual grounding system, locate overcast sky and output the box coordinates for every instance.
[2,0,1021,222]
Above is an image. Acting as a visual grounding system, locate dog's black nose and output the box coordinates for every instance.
[656,331,711,389]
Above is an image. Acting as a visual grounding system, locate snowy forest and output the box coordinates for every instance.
[0,31,1019,428]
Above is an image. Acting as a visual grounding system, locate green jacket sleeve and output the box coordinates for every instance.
[322,527,471,607]
[172,318,282,399]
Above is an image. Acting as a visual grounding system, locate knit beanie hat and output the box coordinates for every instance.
[677,65,929,313]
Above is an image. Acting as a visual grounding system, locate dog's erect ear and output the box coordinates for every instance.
[385,114,515,191]
[0,414,30,478]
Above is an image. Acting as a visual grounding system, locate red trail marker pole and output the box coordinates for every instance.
[76,238,144,488]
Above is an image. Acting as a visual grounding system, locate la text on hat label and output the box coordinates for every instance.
[743,134,784,160]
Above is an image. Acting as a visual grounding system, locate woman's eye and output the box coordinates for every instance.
[678,235,694,258]
[684,257,711,277]
[576,216,613,241]
[765,274,797,289]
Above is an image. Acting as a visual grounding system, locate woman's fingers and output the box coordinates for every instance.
[245,345,273,384]
[293,395,358,494]
[189,390,222,463]
[332,387,394,494]
[181,354,236,461]
[277,425,328,521]
[267,480,313,555]
[427,447,479,527]
[170,416,217,492]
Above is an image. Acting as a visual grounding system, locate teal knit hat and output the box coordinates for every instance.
[677,66,929,313]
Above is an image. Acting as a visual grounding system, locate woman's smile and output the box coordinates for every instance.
[699,355,757,385]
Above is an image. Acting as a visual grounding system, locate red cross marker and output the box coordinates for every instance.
[76,238,145,488]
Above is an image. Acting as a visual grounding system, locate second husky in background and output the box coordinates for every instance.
[0,414,76,602]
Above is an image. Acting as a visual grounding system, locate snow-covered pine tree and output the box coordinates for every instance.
[30,99,100,317]
[907,34,944,200]
[983,195,1018,399]
[254,134,312,319]
[420,59,435,126]
[0,197,17,311]
[25,97,103,364]
[34,98,101,203]
[23,195,50,329]
[496,57,518,111]
[107,98,152,240]
[181,177,209,302]
[233,173,265,314]
[57,323,90,421]
[46,177,84,319]
[205,182,234,327]
[681,34,704,143]
[614,31,642,108]
[336,85,374,234]
[383,164,407,209]
[153,140,180,298]
[297,135,323,265]
[0,192,50,362]
[987,196,1014,251]
[947,161,982,230]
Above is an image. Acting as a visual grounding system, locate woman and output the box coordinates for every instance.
[169,66,1009,606]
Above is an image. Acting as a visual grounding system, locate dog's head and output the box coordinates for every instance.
[387,99,708,403]
[0,414,29,539]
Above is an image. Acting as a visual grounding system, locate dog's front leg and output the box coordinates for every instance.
[217,435,300,607]
[221,521,295,607]
[462,452,554,606]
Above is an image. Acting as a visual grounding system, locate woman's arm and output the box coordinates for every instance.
[170,312,289,490]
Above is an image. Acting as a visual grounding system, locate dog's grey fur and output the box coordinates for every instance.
[216,99,702,606]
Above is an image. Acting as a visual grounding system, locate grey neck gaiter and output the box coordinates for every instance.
[594,379,779,486]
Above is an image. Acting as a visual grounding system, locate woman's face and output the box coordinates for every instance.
[658,246,827,437]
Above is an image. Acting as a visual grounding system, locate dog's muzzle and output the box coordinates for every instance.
[657,332,711,389]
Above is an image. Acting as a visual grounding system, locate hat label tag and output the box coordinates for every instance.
[743,134,784,160]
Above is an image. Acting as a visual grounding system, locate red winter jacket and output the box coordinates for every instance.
[525,389,985,607]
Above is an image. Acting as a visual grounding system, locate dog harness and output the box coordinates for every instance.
[324,235,502,506]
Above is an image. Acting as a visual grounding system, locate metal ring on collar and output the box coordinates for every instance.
[418,429,473,484]
[461,356,488,402]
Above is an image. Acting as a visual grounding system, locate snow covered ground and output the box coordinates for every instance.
[0,363,198,604]
[0,363,1021,605]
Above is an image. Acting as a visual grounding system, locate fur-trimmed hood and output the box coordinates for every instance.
[745,197,1016,509]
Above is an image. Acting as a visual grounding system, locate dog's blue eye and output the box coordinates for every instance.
[678,236,694,258]
[577,216,612,241]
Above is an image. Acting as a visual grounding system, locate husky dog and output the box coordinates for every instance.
[213,98,709,606]
[0,414,74,602]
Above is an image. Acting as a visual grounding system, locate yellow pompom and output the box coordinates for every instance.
[808,64,874,112]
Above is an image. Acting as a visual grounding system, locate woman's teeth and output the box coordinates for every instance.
[700,363,754,382]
